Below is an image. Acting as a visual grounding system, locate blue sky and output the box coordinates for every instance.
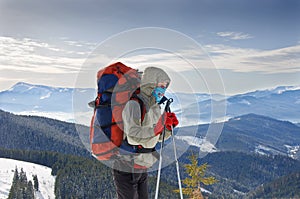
[0,0,299,94]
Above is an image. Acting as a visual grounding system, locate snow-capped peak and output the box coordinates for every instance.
[235,85,300,98]
[272,85,300,94]
[7,82,37,93]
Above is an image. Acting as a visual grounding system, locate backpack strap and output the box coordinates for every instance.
[130,93,146,123]
[120,93,151,153]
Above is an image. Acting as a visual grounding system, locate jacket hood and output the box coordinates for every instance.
[140,67,171,97]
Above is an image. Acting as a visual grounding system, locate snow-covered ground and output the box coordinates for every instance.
[0,158,55,199]
[176,136,218,153]
[285,145,300,159]
[17,110,76,123]
[254,144,284,156]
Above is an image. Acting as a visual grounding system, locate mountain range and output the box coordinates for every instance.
[1,82,300,198]
[0,82,300,125]
[1,109,300,198]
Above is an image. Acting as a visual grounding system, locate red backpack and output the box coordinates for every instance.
[89,62,143,160]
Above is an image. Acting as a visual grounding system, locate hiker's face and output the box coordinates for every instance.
[152,81,169,103]
[157,82,168,89]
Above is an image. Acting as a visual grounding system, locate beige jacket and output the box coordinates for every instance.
[121,67,171,168]
[122,100,171,148]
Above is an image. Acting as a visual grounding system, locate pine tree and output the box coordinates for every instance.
[8,167,36,199]
[175,154,218,199]
[27,181,35,199]
[8,167,19,199]
[19,168,27,184]
[33,175,39,191]
[13,167,19,182]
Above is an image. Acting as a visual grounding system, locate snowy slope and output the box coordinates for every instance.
[176,136,218,153]
[0,158,55,199]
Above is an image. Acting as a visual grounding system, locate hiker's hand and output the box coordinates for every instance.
[165,112,179,130]
[154,112,179,135]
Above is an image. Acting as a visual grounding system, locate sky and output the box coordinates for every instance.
[0,0,300,95]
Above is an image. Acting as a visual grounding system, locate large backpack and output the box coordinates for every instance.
[89,62,144,160]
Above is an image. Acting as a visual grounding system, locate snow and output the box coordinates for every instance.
[233,189,245,195]
[284,145,300,159]
[40,92,52,99]
[239,99,251,105]
[254,144,284,156]
[212,116,231,123]
[176,136,217,153]
[17,111,75,123]
[256,144,272,151]
[26,86,35,91]
[254,144,274,156]
[267,85,300,95]
[59,88,70,92]
[0,158,55,199]
[201,187,212,194]
[177,115,205,127]
[279,85,300,93]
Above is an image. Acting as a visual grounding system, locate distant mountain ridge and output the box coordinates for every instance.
[1,82,75,111]
[194,86,300,124]
[179,113,300,160]
[0,82,95,123]
[1,82,299,125]
[217,114,300,159]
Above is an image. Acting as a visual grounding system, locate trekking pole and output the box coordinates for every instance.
[155,98,183,199]
[171,125,183,199]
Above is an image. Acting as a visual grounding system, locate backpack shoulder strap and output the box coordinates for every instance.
[130,93,146,123]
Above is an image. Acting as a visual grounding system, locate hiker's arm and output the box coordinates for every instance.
[122,100,156,139]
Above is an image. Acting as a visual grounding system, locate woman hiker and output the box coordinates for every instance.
[112,67,179,199]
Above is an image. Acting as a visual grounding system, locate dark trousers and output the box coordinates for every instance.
[113,169,148,199]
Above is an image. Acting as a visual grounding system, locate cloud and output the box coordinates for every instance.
[217,31,253,40]
[204,44,300,73]
[2,35,299,76]
[1,35,299,92]
[0,36,93,74]
[0,36,99,90]
[110,43,300,75]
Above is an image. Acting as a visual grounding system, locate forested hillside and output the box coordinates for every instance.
[179,114,300,158]
[0,110,89,157]
[159,150,300,198]
[0,148,178,199]
[201,151,300,197]
[1,110,300,198]
[246,171,300,198]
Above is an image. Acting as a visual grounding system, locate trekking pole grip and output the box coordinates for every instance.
[164,98,173,113]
